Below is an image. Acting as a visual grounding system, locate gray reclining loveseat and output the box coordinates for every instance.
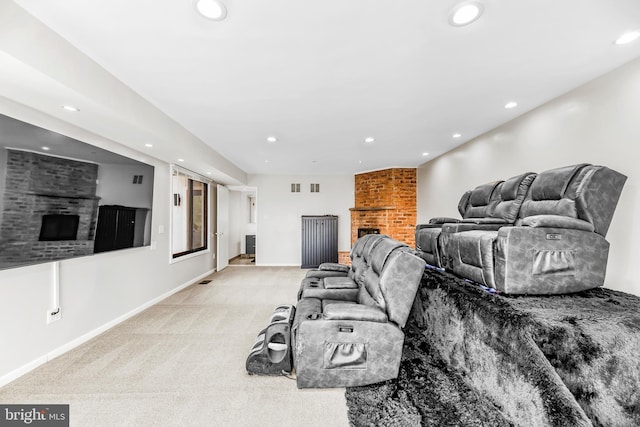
[416,164,626,295]
[292,234,425,388]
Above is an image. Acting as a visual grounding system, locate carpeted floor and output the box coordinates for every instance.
[346,268,640,427]
[0,266,349,427]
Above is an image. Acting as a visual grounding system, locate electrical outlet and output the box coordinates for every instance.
[47,308,61,324]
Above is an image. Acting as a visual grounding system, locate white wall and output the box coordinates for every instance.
[247,174,353,266]
[96,163,154,209]
[417,57,640,296]
[0,114,216,385]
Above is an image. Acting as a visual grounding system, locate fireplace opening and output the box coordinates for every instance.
[358,228,380,238]
[39,214,80,241]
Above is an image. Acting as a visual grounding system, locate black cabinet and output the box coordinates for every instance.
[94,205,136,253]
[301,215,338,269]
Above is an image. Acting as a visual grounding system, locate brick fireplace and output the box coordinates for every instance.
[339,168,416,264]
[0,149,100,268]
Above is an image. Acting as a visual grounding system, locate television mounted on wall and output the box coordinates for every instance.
[0,113,155,270]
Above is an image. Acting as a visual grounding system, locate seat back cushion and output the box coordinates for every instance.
[370,238,408,275]
[457,190,472,217]
[463,181,502,218]
[518,164,627,237]
[492,172,537,223]
[519,164,589,219]
[352,234,388,284]
[379,251,425,328]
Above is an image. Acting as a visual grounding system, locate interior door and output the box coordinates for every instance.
[216,184,229,271]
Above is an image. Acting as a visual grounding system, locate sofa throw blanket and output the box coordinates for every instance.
[345,268,640,426]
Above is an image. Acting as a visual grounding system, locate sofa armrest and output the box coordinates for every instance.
[442,222,506,233]
[429,217,460,225]
[518,215,595,232]
[319,262,350,273]
[461,218,508,225]
[323,277,358,289]
[323,304,388,323]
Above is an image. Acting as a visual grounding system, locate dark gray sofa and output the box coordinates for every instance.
[416,164,626,294]
[292,234,425,388]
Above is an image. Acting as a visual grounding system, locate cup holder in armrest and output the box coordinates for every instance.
[267,333,288,364]
[246,304,296,376]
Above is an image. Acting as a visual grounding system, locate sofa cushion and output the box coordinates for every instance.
[492,172,537,223]
[465,181,502,218]
[530,164,588,201]
[370,238,407,274]
[519,164,590,219]
[457,190,472,217]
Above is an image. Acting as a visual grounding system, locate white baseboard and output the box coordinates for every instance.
[255,263,301,267]
[0,269,215,388]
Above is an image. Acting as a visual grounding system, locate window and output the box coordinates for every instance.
[172,167,209,258]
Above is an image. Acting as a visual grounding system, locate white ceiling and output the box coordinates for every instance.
[8,0,640,176]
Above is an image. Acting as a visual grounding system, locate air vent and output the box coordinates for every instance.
[310,183,320,193]
[291,183,301,193]
[133,175,144,184]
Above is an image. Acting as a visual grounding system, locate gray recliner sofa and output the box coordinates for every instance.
[292,234,425,388]
[416,164,626,295]
[416,172,536,267]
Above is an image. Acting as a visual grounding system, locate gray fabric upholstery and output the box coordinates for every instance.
[416,173,535,268]
[323,303,388,322]
[463,181,502,218]
[494,227,610,294]
[305,233,377,279]
[435,163,626,295]
[293,235,425,388]
[493,172,537,222]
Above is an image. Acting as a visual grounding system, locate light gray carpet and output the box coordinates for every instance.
[0,266,349,427]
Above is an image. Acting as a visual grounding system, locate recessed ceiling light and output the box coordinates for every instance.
[207,172,212,175]
[194,0,227,21]
[266,136,277,143]
[364,137,375,143]
[178,158,185,162]
[449,2,483,27]
[145,143,153,148]
[452,133,462,138]
[42,146,50,151]
[265,160,270,163]
[505,101,518,109]
[422,152,429,157]
[615,31,640,45]
[62,105,79,112]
